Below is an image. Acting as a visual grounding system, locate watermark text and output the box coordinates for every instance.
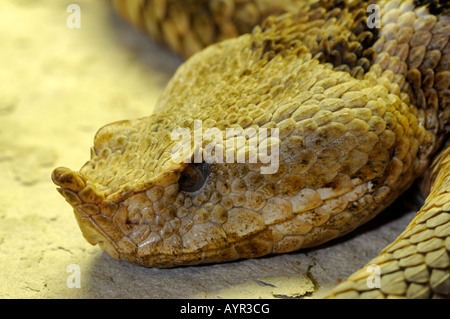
[66,4,81,29]
[171,120,280,174]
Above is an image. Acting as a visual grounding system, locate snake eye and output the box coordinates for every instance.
[178,162,210,193]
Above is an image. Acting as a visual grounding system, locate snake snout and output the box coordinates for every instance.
[51,166,105,207]
[52,167,85,191]
[52,166,120,259]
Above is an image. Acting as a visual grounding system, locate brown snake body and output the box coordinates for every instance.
[52,0,449,298]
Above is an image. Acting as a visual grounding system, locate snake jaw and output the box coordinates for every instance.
[51,163,195,266]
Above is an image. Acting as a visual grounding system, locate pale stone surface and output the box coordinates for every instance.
[0,0,420,299]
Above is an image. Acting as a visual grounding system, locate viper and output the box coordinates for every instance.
[52,0,449,298]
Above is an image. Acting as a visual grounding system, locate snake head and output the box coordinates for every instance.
[51,106,283,267]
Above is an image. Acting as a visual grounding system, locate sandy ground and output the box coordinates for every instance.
[0,0,421,299]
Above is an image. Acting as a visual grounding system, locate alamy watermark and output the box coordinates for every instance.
[66,4,81,29]
[64,3,380,30]
[366,264,381,289]
[171,120,280,174]
[66,263,81,288]
[367,4,381,29]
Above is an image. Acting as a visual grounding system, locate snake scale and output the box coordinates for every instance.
[51,0,449,298]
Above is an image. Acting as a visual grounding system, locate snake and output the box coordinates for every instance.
[51,0,449,298]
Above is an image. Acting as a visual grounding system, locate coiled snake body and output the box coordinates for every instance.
[52,0,449,298]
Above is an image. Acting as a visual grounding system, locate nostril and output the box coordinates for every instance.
[51,167,70,185]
